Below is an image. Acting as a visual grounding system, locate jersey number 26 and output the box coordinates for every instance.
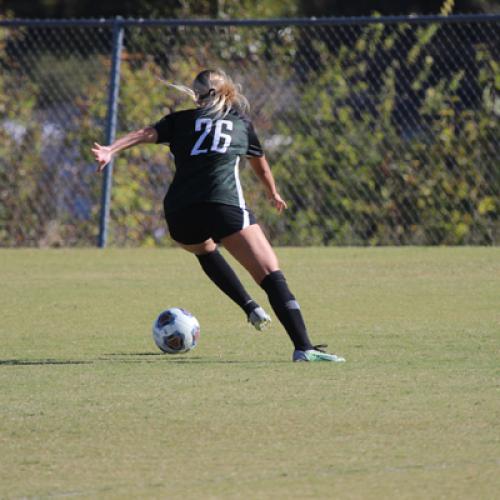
[191,118,233,156]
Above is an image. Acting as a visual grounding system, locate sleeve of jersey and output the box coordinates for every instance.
[246,122,264,157]
[152,114,174,144]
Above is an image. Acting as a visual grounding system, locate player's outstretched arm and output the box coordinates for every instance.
[248,156,288,213]
[92,126,158,172]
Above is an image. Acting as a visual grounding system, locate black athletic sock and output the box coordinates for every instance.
[260,270,313,351]
[197,249,258,316]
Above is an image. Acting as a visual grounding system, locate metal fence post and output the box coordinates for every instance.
[98,17,124,248]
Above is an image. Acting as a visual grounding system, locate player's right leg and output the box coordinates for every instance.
[221,224,345,362]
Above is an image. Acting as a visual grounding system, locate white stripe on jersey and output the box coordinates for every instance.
[234,156,245,210]
[234,157,250,230]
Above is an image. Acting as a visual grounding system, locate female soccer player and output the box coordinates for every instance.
[92,69,345,363]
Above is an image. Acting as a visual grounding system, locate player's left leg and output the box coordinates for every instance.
[166,204,270,331]
[179,239,270,331]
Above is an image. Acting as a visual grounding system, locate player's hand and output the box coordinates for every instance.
[92,143,113,172]
[270,193,288,213]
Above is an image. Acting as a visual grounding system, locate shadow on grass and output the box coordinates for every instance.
[0,359,93,366]
[104,352,164,356]
[156,358,288,364]
[0,354,288,366]
[103,353,288,364]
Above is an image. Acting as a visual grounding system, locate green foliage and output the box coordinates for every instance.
[0,0,299,19]
[0,27,49,245]
[261,23,499,245]
[1,19,498,246]
[0,21,110,246]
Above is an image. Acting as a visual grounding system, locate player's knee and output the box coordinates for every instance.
[259,269,287,290]
[196,247,220,261]
[181,240,217,255]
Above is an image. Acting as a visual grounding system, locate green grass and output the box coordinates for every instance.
[0,247,498,499]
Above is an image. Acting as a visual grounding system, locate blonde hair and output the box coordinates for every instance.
[164,69,249,117]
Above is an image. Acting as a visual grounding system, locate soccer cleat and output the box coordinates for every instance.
[248,306,272,331]
[293,344,346,363]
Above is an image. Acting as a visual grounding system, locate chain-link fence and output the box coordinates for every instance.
[0,15,498,247]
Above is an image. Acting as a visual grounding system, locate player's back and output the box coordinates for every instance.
[154,108,262,213]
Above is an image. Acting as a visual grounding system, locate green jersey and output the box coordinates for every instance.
[153,108,264,214]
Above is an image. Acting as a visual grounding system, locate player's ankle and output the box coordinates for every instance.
[243,299,259,315]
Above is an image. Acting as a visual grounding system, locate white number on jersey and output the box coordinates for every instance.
[211,120,233,153]
[190,118,233,156]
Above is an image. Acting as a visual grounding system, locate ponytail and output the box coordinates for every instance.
[160,69,249,118]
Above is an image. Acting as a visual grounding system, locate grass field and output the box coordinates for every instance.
[0,247,498,499]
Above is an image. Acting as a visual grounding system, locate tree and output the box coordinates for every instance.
[0,0,298,19]
[298,0,498,16]
[4,0,496,18]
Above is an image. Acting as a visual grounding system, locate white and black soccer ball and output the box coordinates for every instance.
[152,307,200,354]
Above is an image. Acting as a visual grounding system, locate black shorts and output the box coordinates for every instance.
[165,203,257,245]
